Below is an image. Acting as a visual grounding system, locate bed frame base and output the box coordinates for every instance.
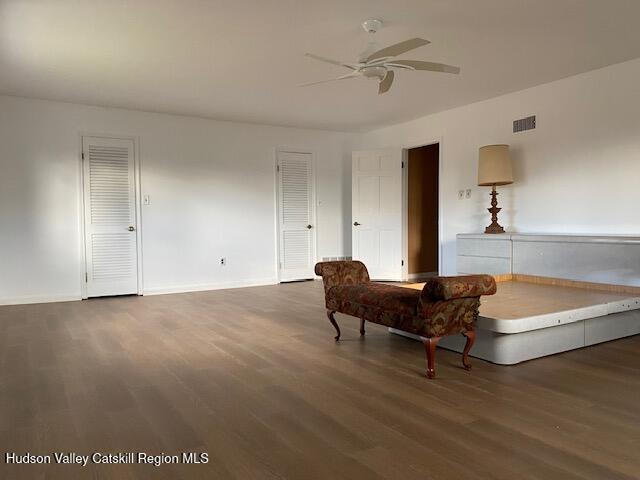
[391,309,640,365]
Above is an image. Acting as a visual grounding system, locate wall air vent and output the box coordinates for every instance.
[513,115,536,133]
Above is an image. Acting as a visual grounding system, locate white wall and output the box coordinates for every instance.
[0,95,356,304]
[360,58,640,275]
[3,57,640,304]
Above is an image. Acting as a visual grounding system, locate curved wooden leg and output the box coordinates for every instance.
[327,310,340,341]
[423,336,441,379]
[359,318,366,336]
[462,330,476,371]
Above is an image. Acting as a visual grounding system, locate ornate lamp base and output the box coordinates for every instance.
[485,185,505,234]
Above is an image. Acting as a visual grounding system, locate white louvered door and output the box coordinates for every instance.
[277,151,316,282]
[83,136,139,297]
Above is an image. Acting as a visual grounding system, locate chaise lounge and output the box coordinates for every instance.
[315,260,497,378]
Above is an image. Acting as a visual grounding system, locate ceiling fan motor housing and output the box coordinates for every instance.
[362,19,382,33]
[361,66,387,80]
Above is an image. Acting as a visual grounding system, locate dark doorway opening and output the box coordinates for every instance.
[407,143,439,279]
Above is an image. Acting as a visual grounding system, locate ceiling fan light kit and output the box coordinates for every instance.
[362,19,382,34]
[301,19,460,94]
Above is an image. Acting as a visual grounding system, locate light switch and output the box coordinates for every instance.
[144,195,151,205]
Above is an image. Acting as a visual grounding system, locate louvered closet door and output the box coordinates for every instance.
[277,151,316,282]
[83,136,138,297]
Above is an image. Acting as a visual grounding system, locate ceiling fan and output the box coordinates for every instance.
[301,19,460,95]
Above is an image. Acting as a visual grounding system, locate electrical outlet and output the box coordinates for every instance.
[220,257,226,266]
[458,190,464,200]
[465,189,472,199]
[143,194,151,205]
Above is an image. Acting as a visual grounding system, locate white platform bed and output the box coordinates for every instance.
[392,233,640,365]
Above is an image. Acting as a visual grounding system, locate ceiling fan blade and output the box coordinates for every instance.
[378,70,394,95]
[388,60,460,74]
[366,38,430,62]
[299,73,359,87]
[304,53,356,70]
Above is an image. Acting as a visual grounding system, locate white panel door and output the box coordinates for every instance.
[277,151,316,282]
[352,149,403,280]
[83,136,138,297]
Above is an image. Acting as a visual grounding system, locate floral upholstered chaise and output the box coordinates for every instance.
[314,260,497,378]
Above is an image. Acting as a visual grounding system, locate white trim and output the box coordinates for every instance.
[402,138,444,280]
[272,149,280,281]
[79,133,143,298]
[401,149,409,280]
[77,135,88,298]
[143,277,279,296]
[134,138,144,296]
[0,294,81,306]
[274,147,318,283]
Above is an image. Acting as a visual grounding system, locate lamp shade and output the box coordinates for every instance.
[477,144,513,186]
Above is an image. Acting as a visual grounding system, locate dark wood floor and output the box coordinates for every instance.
[1,280,639,479]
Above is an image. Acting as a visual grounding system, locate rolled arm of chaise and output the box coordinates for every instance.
[314,260,370,291]
[421,275,497,302]
[416,275,497,337]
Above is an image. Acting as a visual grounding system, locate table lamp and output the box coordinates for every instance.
[478,144,513,234]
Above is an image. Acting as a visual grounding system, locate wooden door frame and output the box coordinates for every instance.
[273,147,318,282]
[78,133,143,299]
[401,138,444,281]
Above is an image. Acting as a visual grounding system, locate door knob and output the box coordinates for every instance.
[353,222,361,226]
[128,226,135,232]
[306,224,313,229]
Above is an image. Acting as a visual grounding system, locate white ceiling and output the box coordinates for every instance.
[1,0,640,132]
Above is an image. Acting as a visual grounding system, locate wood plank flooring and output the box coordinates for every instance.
[1,280,639,479]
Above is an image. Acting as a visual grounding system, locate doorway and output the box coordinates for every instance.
[406,143,440,280]
[81,136,141,297]
[351,148,403,281]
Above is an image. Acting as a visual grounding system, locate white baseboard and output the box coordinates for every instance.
[0,278,280,306]
[143,277,279,296]
[0,293,81,306]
